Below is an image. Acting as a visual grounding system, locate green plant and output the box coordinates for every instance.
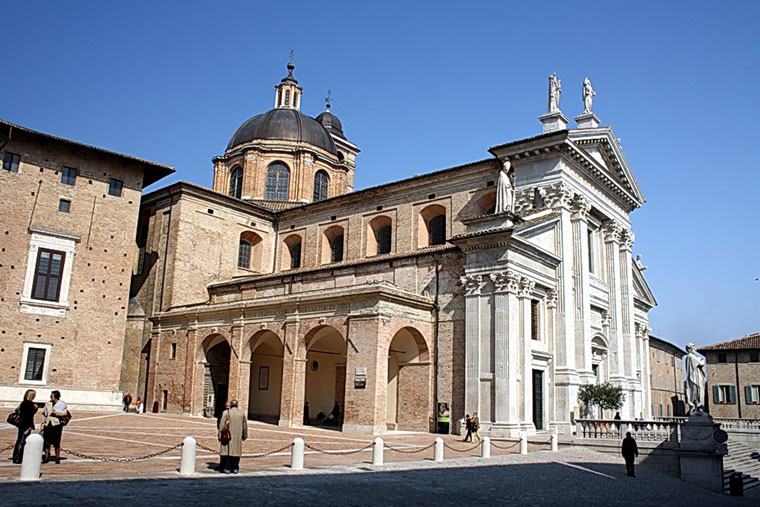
[578,383,625,418]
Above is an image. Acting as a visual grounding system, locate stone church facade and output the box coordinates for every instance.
[0,64,657,436]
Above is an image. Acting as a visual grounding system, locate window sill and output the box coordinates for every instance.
[19,297,69,317]
[18,379,48,386]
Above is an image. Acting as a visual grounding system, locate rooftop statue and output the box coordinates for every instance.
[582,77,596,114]
[495,161,514,214]
[548,73,562,113]
[684,343,706,414]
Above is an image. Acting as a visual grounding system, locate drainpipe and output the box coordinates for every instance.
[734,352,742,419]
[433,255,441,433]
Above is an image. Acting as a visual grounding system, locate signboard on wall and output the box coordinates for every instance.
[354,378,366,389]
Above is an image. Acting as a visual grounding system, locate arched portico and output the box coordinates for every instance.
[386,326,431,431]
[246,330,284,422]
[197,333,231,418]
[302,325,347,427]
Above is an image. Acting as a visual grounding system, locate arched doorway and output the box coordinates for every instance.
[386,327,430,431]
[201,335,231,419]
[248,331,284,423]
[304,326,347,427]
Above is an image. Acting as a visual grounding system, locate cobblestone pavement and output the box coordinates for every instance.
[0,411,755,506]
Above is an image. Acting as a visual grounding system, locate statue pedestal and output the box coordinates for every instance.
[574,112,601,129]
[538,111,568,133]
[676,412,726,493]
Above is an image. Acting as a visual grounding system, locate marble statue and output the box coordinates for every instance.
[582,77,596,114]
[548,73,561,113]
[684,343,706,413]
[495,161,514,213]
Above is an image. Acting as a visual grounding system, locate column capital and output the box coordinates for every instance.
[601,310,611,329]
[460,274,483,295]
[619,229,635,251]
[490,270,520,293]
[518,277,535,298]
[635,322,651,339]
[545,288,558,308]
[602,220,623,243]
[570,194,591,220]
[544,182,574,209]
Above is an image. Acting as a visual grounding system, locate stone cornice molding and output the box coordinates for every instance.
[602,220,622,243]
[518,277,536,298]
[570,194,591,220]
[460,274,483,295]
[489,270,520,293]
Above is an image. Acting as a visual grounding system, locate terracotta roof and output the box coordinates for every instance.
[697,333,760,351]
[246,199,305,211]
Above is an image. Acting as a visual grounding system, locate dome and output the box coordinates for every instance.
[227,108,338,155]
[315,111,346,140]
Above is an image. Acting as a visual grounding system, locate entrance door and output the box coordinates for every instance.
[532,369,544,430]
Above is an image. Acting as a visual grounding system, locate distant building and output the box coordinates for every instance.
[698,333,760,419]
[648,335,686,418]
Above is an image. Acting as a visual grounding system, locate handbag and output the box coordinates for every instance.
[220,410,231,443]
[7,407,22,427]
[59,410,72,427]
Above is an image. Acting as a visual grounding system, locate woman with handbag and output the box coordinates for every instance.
[42,390,69,464]
[11,389,38,464]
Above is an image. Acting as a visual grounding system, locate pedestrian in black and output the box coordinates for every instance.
[463,414,473,442]
[621,431,638,477]
[303,401,310,425]
[12,389,38,464]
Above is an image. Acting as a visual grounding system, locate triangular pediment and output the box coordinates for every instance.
[632,259,657,308]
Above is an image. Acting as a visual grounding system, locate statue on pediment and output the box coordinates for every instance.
[582,77,596,114]
[548,73,562,113]
[495,161,514,213]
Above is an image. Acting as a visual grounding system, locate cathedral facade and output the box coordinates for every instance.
[125,65,656,436]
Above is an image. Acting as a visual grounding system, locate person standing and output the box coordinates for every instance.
[218,399,247,474]
[12,389,38,464]
[123,393,132,412]
[42,390,68,464]
[621,431,639,477]
[463,414,473,442]
[135,398,143,414]
[471,412,482,443]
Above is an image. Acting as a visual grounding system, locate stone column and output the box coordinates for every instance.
[570,195,592,375]
[227,322,244,403]
[603,221,624,387]
[546,288,558,427]
[279,321,300,427]
[343,315,385,434]
[489,271,521,425]
[462,275,483,417]
[618,229,636,417]
[519,276,535,429]
[182,325,198,413]
[637,324,652,418]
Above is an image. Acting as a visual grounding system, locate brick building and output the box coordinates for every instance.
[0,120,172,409]
[648,335,686,418]
[126,65,658,436]
[699,333,760,419]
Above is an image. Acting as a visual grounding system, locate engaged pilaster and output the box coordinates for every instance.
[461,275,483,417]
[518,276,536,426]
[603,220,624,381]
[571,194,592,375]
[489,271,521,424]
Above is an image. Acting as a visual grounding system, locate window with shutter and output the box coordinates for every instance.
[713,385,721,403]
[24,348,47,381]
[31,249,65,302]
[530,300,539,340]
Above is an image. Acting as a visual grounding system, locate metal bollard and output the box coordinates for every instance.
[291,437,304,470]
[520,432,528,455]
[179,436,196,475]
[551,432,558,452]
[20,434,43,481]
[482,436,491,458]
[434,437,444,462]
[372,437,384,466]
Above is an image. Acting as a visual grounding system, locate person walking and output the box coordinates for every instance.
[218,400,248,474]
[135,398,143,414]
[123,393,133,412]
[621,431,639,477]
[12,389,38,464]
[463,414,473,442]
[471,412,482,443]
[42,390,69,464]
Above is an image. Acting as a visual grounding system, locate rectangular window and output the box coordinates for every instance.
[2,151,20,172]
[61,166,77,186]
[31,249,65,302]
[170,343,177,360]
[746,385,760,404]
[108,178,123,197]
[750,352,759,363]
[666,377,670,391]
[714,385,736,404]
[58,199,70,213]
[24,347,47,381]
[530,300,539,340]
[718,353,727,363]
[587,229,595,274]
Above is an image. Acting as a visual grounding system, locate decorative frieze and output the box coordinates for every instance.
[460,274,483,295]
[489,270,520,293]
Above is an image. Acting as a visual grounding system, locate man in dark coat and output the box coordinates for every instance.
[621,431,639,477]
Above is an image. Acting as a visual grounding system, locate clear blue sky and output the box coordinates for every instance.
[1,1,758,349]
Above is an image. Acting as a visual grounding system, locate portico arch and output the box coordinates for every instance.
[386,327,431,431]
[303,325,347,427]
[246,330,284,422]
[591,334,610,385]
[198,334,231,418]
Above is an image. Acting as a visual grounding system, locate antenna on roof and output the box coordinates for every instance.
[325,89,333,111]
[289,50,295,65]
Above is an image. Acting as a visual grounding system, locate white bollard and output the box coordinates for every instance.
[372,437,384,466]
[179,436,196,475]
[20,434,43,481]
[481,436,491,458]
[551,432,558,452]
[520,432,528,455]
[434,437,444,462]
[291,437,304,470]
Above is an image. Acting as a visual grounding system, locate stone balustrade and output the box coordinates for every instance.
[575,418,679,442]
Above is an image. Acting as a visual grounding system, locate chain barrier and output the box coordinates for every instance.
[241,443,294,459]
[0,443,16,454]
[60,443,182,462]
[384,442,436,454]
[490,440,519,450]
[443,441,481,453]
[197,442,218,453]
[304,442,374,456]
